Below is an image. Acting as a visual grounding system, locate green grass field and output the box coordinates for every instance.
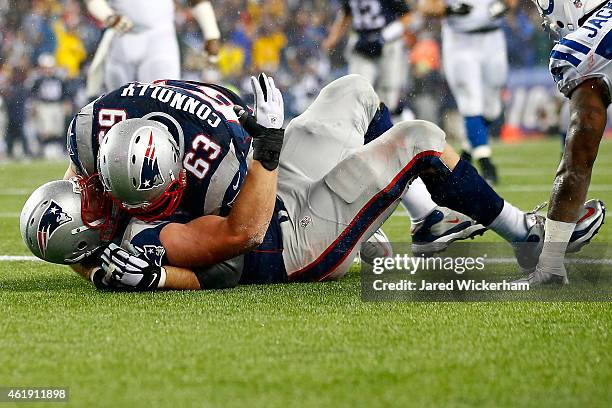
[1,140,611,407]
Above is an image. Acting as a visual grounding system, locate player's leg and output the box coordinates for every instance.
[526,81,608,284]
[443,32,497,184]
[377,40,405,113]
[278,74,379,185]
[280,120,447,281]
[138,27,181,82]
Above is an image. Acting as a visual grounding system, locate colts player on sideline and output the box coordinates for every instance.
[85,0,221,96]
[323,0,488,258]
[522,0,611,285]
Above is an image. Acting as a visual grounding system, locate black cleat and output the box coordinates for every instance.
[478,157,498,185]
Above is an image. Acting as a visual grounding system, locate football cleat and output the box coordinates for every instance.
[478,157,498,185]
[360,229,393,266]
[411,207,486,257]
[567,199,606,253]
[513,200,606,273]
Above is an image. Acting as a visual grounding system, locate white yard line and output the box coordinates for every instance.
[0,255,42,261]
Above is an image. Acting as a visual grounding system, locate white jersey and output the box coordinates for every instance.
[549,3,612,98]
[443,0,502,33]
[110,0,175,29]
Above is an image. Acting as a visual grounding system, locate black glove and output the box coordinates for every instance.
[234,105,284,171]
[354,31,385,59]
[100,243,165,291]
[446,3,473,16]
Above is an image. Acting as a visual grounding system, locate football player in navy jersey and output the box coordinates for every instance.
[65,79,251,220]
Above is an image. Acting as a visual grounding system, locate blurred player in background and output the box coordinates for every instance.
[420,0,517,185]
[323,0,483,254]
[85,0,221,97]
[323,0,412,115]
[31,54,69,155]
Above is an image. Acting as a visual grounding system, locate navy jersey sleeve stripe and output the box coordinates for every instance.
[559,38,591,55]
[550,50,582,67]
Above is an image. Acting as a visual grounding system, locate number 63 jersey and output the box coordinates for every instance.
[549,3,612,99]
[68,80,251,217]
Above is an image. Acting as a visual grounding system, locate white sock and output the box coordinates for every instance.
[488,201,528,243]
[537,219,575,276]
[401,178,437,222]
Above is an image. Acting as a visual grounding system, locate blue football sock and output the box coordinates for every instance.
[364,103,393,144]
[464,116,489,149]
[421,159,504,226]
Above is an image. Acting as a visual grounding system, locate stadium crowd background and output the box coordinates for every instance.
[0,0,551,159]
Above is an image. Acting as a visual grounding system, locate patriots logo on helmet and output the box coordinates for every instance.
[138,131,165,191]
[37,200,72,257]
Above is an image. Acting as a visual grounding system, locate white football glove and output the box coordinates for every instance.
[251,73,284,129]
[100,243,166,290]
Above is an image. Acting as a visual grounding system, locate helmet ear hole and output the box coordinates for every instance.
[42,200,48,206]
[135,135,141,144]
[132,155,136,164]
[77,241,88,250]
[557,21,564,28]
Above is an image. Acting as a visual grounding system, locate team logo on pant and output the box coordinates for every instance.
[37,200,72,257]
[139,132,165,190]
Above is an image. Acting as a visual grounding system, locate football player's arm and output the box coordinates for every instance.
[323,10,352,51]
[161,74,283,268]
[189,0,221,58]
[160,159,277,267]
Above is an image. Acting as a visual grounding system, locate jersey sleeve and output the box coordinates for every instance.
[550,33,612,98]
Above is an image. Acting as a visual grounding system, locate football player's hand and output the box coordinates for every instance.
[445,3,473,16]
[489,0,509,18]
[100,243,166,291]
[234,105,284,171]
[105,14,134,33]
[354,32,385,58]
[251,73,284,129]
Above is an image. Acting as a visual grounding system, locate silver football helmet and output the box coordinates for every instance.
[98,118,186,221]
[532,0,607,39]
[20,179,104,264]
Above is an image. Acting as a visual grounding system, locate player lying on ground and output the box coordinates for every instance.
[64,74,488,258]
[526,0,611,285]
[21,76,605,290]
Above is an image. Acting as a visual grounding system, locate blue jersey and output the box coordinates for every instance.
[549,2,612,98]
[69,80,251,217]
[342,0,410,32]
